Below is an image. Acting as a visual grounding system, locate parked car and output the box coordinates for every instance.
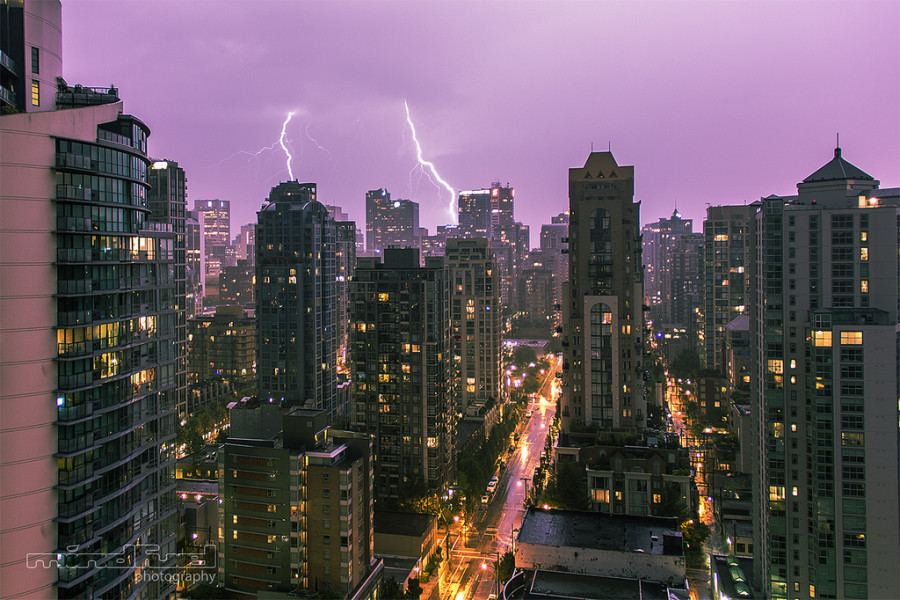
[481,493,491,504]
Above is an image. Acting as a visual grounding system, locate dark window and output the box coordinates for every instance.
[31,46,39,74]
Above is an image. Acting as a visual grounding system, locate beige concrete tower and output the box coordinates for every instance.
[561,152,645,436]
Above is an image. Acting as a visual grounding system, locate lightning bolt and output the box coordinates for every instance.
[404,100,457,224]
[305,122,333,159]
[279,112,296,180]
[219,112,298,182]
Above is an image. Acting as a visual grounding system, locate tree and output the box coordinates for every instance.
[651,482,690,521]
[405,577,422,600]
[378,577,404,599]
[542,461,589,510]
[498,550,515,584]
[681,519,711,556]
[669,349,700,381]
[510,345,538,369]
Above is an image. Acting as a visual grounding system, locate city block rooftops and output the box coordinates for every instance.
[517,507,683,556]
[374,511,436,538]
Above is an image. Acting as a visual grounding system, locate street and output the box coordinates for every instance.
[435,356,559,600]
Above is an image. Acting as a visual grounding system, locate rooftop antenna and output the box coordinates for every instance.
[591,142,594,152]
[608,141,611,152]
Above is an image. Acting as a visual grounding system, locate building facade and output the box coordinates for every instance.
[642,210,693,327]
[188,305,256,387]
[219,409,379,597]
[256,182,338,419]
[561,152,645,434]
[349,249,454,500]
[365,188,420,253]
[194,198,231,305]
[445,238,501,415]
[702,204,755,371]
[750,148,899,600]
[148,158,188,430]
[1,75,178,598]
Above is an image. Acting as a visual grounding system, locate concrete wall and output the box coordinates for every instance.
[0,102,121,599]
[516,542,685,584]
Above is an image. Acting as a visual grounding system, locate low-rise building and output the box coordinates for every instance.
[582,445,692,516]
[515,508,685,585]
[218,408,381,598]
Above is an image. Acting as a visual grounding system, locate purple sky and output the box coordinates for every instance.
[62,1,899,241]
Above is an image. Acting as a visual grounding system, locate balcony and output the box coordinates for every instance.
[57,432,98,456]
[57,402,94,423]
[57,495,98,520]
[0,49,15,72]
[0,85,14,106]
[57,463,98,489]
[56,153,94,171]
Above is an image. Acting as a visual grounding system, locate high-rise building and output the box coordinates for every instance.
[421,224,459,257]
[671,231,703,345]
[185,210,202,316]
[1,31,178,599]
[256,182,338,420]
[234,222,255,265]
[219,408,380,597]
[365,188,420,253]
[194,199,231,304]
[560,152,645,434]
[0,0,62,114]
[457,183,525,311]
[349,249,454,501]
[218,259,255,308]
[334,218,357,372]
[641,210,693,326]
[518,256,556,327]
[148,158,188,427]
[702,204,755,371]
[445,238,501,415]
[540,213,570,323]
[750,147,899,600]
[188,305,256,387]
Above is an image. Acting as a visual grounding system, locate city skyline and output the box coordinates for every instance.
[61,1,899,236]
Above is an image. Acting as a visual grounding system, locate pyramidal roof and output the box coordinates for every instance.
[803,147,874,183]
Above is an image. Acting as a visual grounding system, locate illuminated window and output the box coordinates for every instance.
[769,486,785,501]
[592,489,610,503]
[840,331,863,345]
[860,232,867,242]
[31,79,39,106]
[812,331,832,347]
[860,248,868,261]
[767,359,784,374]
[841,432,864,446]
[378,293,390,301]
[653,493,662,503]
[860,280,868,293]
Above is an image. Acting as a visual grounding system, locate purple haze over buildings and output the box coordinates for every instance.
[62,1,899,237]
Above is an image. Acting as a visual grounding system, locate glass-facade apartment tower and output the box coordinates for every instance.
[1,78,178,599]
[256,181,338,420]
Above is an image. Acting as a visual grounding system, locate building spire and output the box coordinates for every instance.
[835,132,841,158]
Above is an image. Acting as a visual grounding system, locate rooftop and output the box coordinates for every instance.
[517,508,682,556]
[520,570,688,600]
[803,147,874,183]
[711,554,757,599]
[374,511,435,538]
